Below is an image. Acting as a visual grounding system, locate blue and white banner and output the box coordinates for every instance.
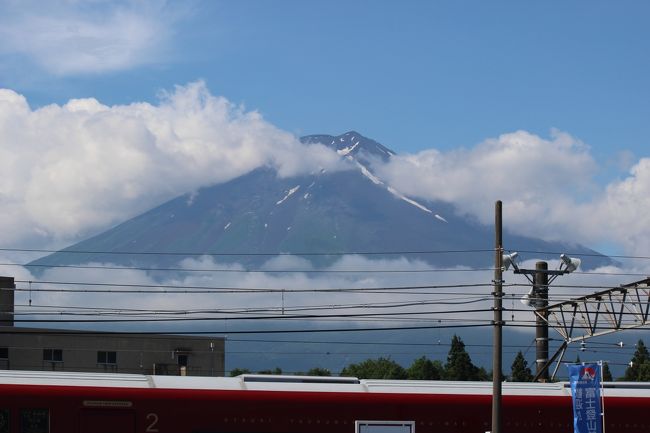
[568,363,603,433]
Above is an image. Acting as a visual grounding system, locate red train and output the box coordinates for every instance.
[1,369,649,433]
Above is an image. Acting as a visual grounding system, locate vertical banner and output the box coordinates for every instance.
[568,363,603,433]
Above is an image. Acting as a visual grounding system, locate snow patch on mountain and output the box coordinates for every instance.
[352,158,444,221]
[386,186,432,213]
[276,185,301,205]
[354,160,382,185]
[186,191,198,206]
[337,141,360,156]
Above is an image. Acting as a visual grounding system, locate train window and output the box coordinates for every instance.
[97,351,117,364]
[356,421,415,433]
[20,409,49,433]
[0,348,7,359]
[0,409,8,433]
[42,349,62,362]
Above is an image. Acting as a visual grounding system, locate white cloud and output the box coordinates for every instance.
[0,82,342,246]
[580,158,650,258]
[1,79,648,262]
[7,255,504,327]
[9,254,647,332]
[0,0,180,75]
[374,129,650,256]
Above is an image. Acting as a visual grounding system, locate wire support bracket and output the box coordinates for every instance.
[540,277,650,343]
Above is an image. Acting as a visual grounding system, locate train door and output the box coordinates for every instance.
[355,421,415,433]
[79,409,135,433]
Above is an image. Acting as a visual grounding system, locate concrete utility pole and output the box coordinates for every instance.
[534,262,549,382]
[491,201,503,433]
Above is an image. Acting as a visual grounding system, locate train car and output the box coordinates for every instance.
[1,370,650,433]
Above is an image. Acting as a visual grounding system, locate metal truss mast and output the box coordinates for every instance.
[542,277,650,342]
[535,277,650,381]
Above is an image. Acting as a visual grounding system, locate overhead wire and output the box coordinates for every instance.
[0,247,493,257]
[5,320,650,335]
[2,248,646,378]
[0,322,496,335]
[2,262,495,274]
[3,246,650,261]
[8,307,496,323]
[13,279,495,292]
[12,296,493,317]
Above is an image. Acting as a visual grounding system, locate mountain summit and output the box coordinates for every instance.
[29,131,611,271]
[302,131,395,162]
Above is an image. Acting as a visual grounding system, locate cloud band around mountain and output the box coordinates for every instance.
[0,81,648,258]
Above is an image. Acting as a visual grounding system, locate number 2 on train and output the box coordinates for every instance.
[146,413,159,432]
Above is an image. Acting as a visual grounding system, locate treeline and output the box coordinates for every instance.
[229,337,650,382]
[231,335,489,381]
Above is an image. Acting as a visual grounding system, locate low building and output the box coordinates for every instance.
[0,277,225,376]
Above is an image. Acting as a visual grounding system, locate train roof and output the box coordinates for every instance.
[2,370,650,398]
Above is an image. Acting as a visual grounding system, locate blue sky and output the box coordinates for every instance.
[0,0,649,257]
[4,1,649,160]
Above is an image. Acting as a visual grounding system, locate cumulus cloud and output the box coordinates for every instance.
[0,82,342,246]
[0,0,180,75]
[373,129,650,256]
[9,254,647,333]
[1,77,648,266]
[7,255,507,329]
[581,158,650,258]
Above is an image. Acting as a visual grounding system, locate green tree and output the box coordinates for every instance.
[306,367,331,376]
[407,356,444,380]
[258,367,283,375]
[229,368,251,376]
[341,357,407,379]
[510,351,533,382]
[476,367,490,381]
[602,362,613,381]
[624,340,650,381]
[444,335,484,381]
[637,363,650,381]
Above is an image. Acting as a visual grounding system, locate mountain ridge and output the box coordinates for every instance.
[28,131,612,272]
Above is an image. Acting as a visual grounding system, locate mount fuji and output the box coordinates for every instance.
[29,131,611,272]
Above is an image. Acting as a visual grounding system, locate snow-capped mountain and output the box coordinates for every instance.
[28,131,611,271]
[302,131,395,162]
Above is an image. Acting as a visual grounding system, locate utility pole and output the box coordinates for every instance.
[534,262,549,382]
[491,201,503,433]
[509,256,581,382]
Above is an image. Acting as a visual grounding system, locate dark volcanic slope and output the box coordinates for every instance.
[29,131,611,271]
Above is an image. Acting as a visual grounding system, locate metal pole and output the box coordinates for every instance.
[491,201,503,433]
[210,341,215,376]
[535,261,549,382]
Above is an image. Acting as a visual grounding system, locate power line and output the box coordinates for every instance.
[2,262,495,274]
[8,307,495,323]
[5,319,650,336]
[13,296,492,316]
[1,322,495,335]
[511,249,650,261]
[12,279,495,293]
[0,247,493,257]
[4,246,650,261]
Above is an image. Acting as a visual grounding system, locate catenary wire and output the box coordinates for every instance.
[3,246,650,261]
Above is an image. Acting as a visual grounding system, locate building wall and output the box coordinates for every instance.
[0,278,14,327]
[0,327,225,376]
